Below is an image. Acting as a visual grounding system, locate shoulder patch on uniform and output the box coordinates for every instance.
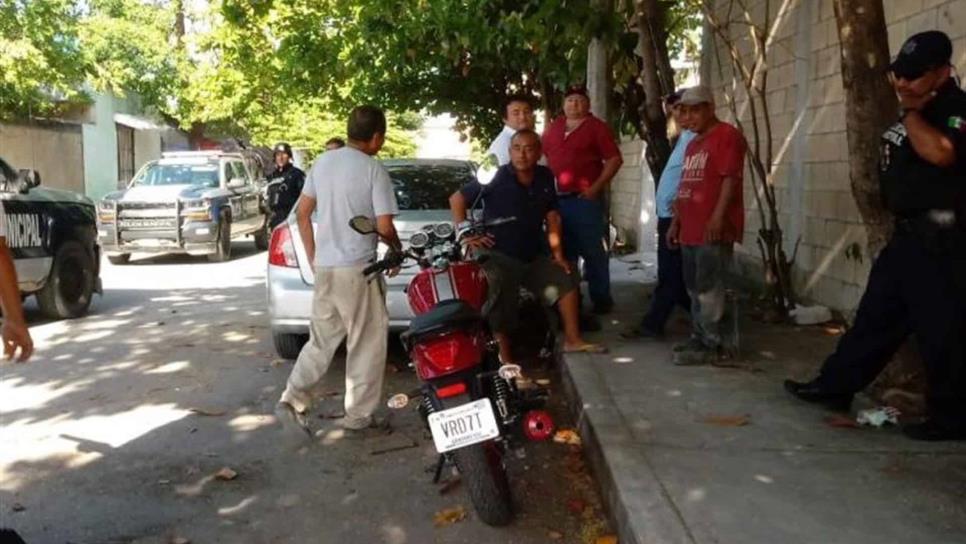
[949,116,966,132]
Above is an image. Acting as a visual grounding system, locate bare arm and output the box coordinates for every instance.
[706,176,737,243]
[296,195,317,267]
[449,190,468,223]
[0,241,33,361]
[546,210,570,272]
[582,155,624,199]
[903,111,957,168]
[375,214,401,251]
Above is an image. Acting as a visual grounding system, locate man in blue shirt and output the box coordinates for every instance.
[450,129,606,364]
[623,91,695,339]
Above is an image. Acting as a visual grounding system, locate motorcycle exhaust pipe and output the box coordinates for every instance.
[522,410,555,441]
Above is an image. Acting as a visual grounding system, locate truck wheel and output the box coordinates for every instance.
[253,221,270,251]
[37,241,96,319]
[108,254,130,265]
[273,331,307,360]
[207,215,232,263]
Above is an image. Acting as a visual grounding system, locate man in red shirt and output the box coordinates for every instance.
[668,86,746,365]
[543,85,624,314]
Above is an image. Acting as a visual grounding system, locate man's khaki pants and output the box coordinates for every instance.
[280,265,388,426]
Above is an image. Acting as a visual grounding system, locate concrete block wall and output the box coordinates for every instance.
[704,0,965,312]
[0,122,85,195]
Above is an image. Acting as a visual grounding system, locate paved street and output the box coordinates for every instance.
[1,243,610,544]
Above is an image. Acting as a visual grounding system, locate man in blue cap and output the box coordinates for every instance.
[786,31,966,441]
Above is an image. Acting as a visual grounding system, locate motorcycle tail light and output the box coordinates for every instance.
[435,382,467,399]
[268,224,298,268]
[523,410,555,442]
[412,331,483,381]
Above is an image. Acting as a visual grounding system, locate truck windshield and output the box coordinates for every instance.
[132,162,220,188]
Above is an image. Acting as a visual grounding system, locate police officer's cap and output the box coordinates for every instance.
[891,31,952,80]
[273,142,293,156]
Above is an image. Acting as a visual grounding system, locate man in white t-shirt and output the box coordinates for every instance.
[276,106,401,437]
[0,203,33,362]
[486,94,540,166]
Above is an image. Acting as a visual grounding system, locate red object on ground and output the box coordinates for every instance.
[523,410,555,441]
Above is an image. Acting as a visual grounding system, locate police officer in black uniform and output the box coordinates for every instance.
[266,142,306,229]
[785,31,966,441]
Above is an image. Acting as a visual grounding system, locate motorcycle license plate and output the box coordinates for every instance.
[428,398,500,453]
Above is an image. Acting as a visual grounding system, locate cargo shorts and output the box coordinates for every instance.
[478,250,578,333]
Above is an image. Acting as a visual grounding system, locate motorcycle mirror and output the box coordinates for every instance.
[475,154,500,186]
[349,216,377,235]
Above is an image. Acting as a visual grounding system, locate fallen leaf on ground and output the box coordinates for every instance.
[433,506,467,527]
[824,414,860,428]
[189,407,226,417]
[596,536,618,544]
[547,530,564,540]
[270,359,287,367]
[11,502,25,512]
[566,498,587,514]
[536,378,551,386]
[822,325,845,336]
[700,414,751,427]
[214,467,238,481]
[553,429,582,446]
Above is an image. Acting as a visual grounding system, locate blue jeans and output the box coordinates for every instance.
[559,196,612,307]
[640,217,691,333]
[681,244,735,350]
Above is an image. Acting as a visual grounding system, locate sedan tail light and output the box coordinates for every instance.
[268,224,298,268]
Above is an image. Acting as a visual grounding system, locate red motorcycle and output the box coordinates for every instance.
[348,214,556,526]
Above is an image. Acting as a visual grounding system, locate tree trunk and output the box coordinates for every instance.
[635,0,674,184]
[833,0,925,414]
[587,0,613,123]
[832,0,896,256]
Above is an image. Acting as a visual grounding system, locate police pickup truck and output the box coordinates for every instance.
[1,157,101,319]
[96,151,269,264]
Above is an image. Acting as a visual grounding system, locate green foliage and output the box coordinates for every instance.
[0,0,89,118]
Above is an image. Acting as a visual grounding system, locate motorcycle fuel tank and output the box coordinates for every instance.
[407,261,488,315]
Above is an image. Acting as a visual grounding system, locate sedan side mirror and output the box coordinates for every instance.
[349,216,377,235]
[227,177,247,190]
[17,169,41,193]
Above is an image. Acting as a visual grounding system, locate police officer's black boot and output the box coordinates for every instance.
[783,379,853,412]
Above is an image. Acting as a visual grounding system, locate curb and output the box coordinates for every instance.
[561,353,696,544]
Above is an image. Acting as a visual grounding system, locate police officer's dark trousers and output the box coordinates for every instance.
[816,227,966,422]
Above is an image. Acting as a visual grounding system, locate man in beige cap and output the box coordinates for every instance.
[667,86,747,365]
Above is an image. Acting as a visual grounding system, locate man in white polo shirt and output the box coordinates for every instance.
[276,105,401,437]
[486,94,538,165]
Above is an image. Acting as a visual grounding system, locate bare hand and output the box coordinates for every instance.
[2,320,33,362]
[463,234,494,250]
[579,186,600,200]
[666,221,681,249]
[386,266,401,278]
[553,255,572,274]
[705,216,724,244]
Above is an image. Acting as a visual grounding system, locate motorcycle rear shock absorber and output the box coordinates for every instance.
[492,374,511,422]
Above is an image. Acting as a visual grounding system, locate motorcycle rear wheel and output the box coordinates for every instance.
[443,395,513,526]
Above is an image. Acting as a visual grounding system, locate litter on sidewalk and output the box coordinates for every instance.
[856,406,901,427]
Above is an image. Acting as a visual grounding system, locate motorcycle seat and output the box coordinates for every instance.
[404,300,482,341]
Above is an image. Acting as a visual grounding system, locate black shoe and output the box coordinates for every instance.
[783,379,853,412]
[620,323,662,340]
[579,314,602,332]
[902,419,966,441]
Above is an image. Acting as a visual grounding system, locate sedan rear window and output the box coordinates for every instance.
[386,164,474,210]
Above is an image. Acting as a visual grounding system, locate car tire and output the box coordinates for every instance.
[253,220,270,251]
[273,331,307,360]
[207,214,232,263]
[37,241,96,319]
[107,254,130,265]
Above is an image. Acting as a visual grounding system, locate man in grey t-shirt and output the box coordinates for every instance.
[276,106,401,437]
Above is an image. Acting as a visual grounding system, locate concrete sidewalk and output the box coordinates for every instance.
[563,256,966,544]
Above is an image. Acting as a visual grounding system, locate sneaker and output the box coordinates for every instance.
[275,402,311,440]
[672,337,705,353]
[338,415,373,431]
[673,345,715,366]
